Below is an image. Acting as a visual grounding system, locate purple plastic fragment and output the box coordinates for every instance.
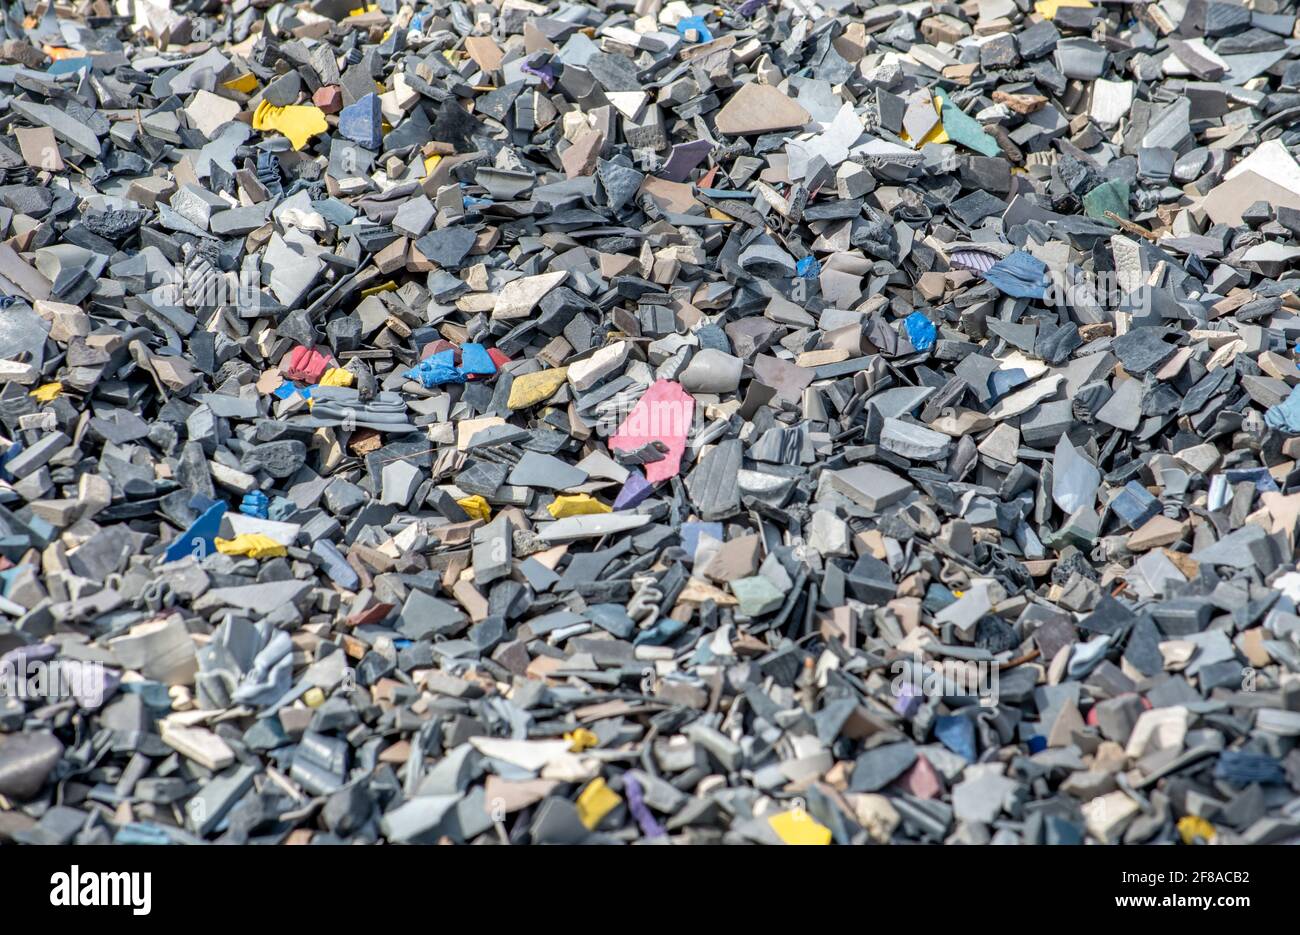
[948,249,998,273]
[658,139,712,182]
[894,681,922,718]
[624,774,666,838]
[520,59,556,88]
[613,470,653,510]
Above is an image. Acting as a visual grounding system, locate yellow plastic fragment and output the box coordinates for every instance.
[252,100,328,150]
[920,121,949,146]
[1178,815,1216,845]
[318,368,355,388]
[349,4,378,14]
[899,95,950,147]
[1034,0,1093,17]
[303,687,326,707]
[708,207,734,222]
[215,533,288,559]
[457,495,492,521]
[547,494,612,519]
[30,382,62,403]
[222,73,259,95]
[575,777,621,829]
[769,808,833,845]
[926,93,950,144]
[507,367,568,409]
[424,154,443,174]
[360,281,398,297]
[564,728,599,752]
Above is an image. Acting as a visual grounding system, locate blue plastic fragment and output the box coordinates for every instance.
[1043,814,1083,845]
[458,342,497,377]
[633,616,688,646]
[695,188,754,199]
[984,250,1049,299]
[407,344,499,386]
[676,15,713,42]
[1215,750,1286,785]
[1224,467,1279,493]
[48,57,92,75]
[313,198,356,227]
[903,312,937,351]
[338,92,383,149]
[681,520,723,556]
[405,349,465,387]
[922,582,956,614]
[164,500,226,563]
[1027,735,1049,754]
[241,490,269,519]
[114,822,174,845]
[268,495,297,521]
[688,642,716,666]
[795,255,821,278]
[313,539,360,590]
[1265,384,1300,433]
[273,382,297,400]
[120,680,173,711]
[988,367,1028,399]
[0,440,22,481]
[934,714,977,762]
[1110,480,1160,529]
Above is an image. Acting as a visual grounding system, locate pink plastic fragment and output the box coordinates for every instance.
[609,379,695,484]
[282,345,332,384]
[897,754,943,799]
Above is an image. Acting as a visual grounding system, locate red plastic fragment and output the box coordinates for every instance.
[282,345,332,384]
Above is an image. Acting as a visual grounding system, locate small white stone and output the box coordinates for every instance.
[807,509,850,557]
[568,341,631,391]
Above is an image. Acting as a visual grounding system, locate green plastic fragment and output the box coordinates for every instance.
[730,575,785,617]
[934,89,1000,157]
[1083,178,1131,225]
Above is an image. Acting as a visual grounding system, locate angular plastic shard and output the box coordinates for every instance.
[251,101,329,150]
[1052,436,1101,514]
[609,379,695,483]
